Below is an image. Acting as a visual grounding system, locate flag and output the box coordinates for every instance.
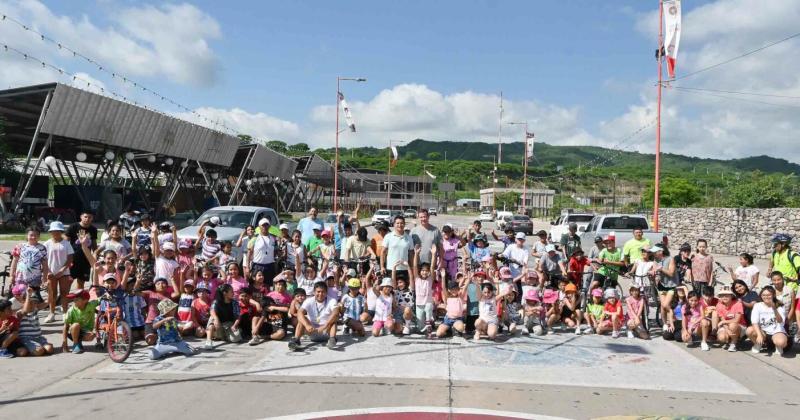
[663,0,682,79]
[425,170,436,179]
[390,146,399,168]
[525,131,535,160]
[338,92,356,132]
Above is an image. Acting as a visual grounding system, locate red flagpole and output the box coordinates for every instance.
[653,0,664,232]
[334,78,340,213]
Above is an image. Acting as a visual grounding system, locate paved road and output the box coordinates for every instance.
[0,214,796,420]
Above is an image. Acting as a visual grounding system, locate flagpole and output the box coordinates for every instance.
[523,122,528,214]
[387,140,392,209]
[653,0,664,232]
[334,77,340,213]
[497,91,503,164]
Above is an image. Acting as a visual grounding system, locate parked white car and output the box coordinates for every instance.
[479,210,494,222]
[371,209,392,225]
[549,212,595,240]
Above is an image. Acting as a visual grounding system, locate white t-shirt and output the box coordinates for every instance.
[301,296,339,326]
[297,274,321,294]
[750,302,786,335]
[44,238,74,274]
[382,231,412,271]
[502,244,529,277]
[633,261,655,289]
[251,234,276,265]
[479,297,499,323]
[98,238,131,258]
[735,265,760,288]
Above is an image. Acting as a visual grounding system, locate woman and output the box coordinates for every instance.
[236,225,256,274]
[441,225,463,284]
[728,253,759,289]
[651,245,679,333]
[732,279,759,326]
[746,286,788,356]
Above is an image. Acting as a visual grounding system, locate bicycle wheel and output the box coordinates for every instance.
[107,320,133,363]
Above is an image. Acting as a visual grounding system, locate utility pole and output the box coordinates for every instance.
[612,173,618,213]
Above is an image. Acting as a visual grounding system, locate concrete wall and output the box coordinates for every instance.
[658,208,800,258]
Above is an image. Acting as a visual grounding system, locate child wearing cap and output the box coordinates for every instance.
[522,289,545,336]
[560,283,584,335]
[10,227,49,305]
[62,289,100,354]
[151,225,181,286]
[341,278,366,337]
[372,278,396,336]
[585,289,604,334]
[542,289,560,332]
[150,299,196,360]
[501,288,523,335]
[436,280,467,338]
[713,286,745,352]
[177,279,196,336]
[191,281,213,338]
[625,285,649,339]
[0,299,23,358]
[597,289,623,338]
[43,221,74,323]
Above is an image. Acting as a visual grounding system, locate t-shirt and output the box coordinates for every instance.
[502,244,529,277]
[193,298,211,326]
[155,256,180,281]
[625,296,644,320]
[12,242,48,284]
[716,300,745,326]
[296,275,321,295]
[702,297,718,318]
[466,283,480,316]
[154,315,182,344]
[286,242,305,268]
[123,294,146,328]
[750,302,786,335]
[249,233,277,265]
[411,224,442,264]
[44,238,74,274]
[674,256,692,284]
[568,257,590,284]
[301,296,339,326]
[540,253,564,276]
[343,238,370,262]
[18,310,42,338]
[395,287,414,309]
[374,294,393,321]
[597,248,623,279]
[632,261,655,289]
[446,297,465,318]
[771,250,800,280]
[341,294,365,320]
[559,233,581,259]
[65,300,100,331]
[691,254,714,284]
[383,231,413,271]
[587,303,603,319]
[622,238,651,263]
[177,293,194,323]
[682,302,705,329]
[65,222,97,270]
[442,237,460,262]
[297,216,323,245]
[479,297,498,323]
[603,300,623,319]
[415,276,434,305]
[0,315,20,334]
[306,236,323,258]
[227,276,248,299]
[734,265,760,289]
[201,239,222,261]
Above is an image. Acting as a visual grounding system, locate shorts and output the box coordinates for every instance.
[69,262,91,282]
[67,328,93,342]
[657,284,676,295]
[478,317,499,327]
[309,332,330,343]
[443,316,462,327]
[561,306,575,320]
[20,336,49,353]
[207,320,242,343]
[372,319,394,331]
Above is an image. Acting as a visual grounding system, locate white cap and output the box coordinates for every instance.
[545,244,556,252]
[515,232,526,240]
[379,278,394,288]
[279,223,289,230]
[649,246,663,253]
[48,221,66,232]
[209,216,220,225]
[258,218,270,226]
[162,242,176,251]
[313,223,323,231]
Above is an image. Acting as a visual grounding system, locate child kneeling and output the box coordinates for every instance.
[150,299,196,360]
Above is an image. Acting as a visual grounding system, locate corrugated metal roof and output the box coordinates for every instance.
[38,84,238,166]
[247,144,298,180]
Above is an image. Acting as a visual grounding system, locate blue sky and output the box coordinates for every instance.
[2,0,799,162]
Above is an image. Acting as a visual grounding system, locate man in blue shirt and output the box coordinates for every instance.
[297,208,323,245]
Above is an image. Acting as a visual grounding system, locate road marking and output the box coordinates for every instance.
[266,406,571,420]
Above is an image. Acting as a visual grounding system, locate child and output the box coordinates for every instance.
[133,245,156,291]
[437,280,467,338]
[177,279,196,336]
[326,275,341,302]
[412,254,436,335]
[296,264,321,296]
[239,287,264,344]
[43,221,74,323]
[177,238,195,276]
[747,285,788,356]
[10,228,49,304]
[0,299,23,358]
[501,288,523,335]
[268,278,293,306]
[250,270,269,303]
[196,225,221,263]
[153,227,181,285]
[341,278,367,337]
[372,278,396,337]
[567,248,589,286]
[701,286,718,327]
[713,286,744,352]
[625,285,649,339]
[149,299,196,360]
[204,283,242,349]
[393,263,415,335]
[121,277,146,341]
[521,270,540,303]
[465,272,484,334]
[62,289,100,354]
[198,264,222,300]
[192,281,213,338]
[522,289,545,336]
[258,296,288,342]
[95,223,132,261]
[212,241,236,275]
[681,291,710,350]
[287,288,307,330]
[139,270,180,346]
[664,286,688,342]
[542,289,560,332]
[585,288,604,334]
[597,289,623,338]
[560,283,584,335]
[474,283,502,341]
[225,262,249,300]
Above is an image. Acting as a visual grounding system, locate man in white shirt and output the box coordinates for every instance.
[502,232,530,278]
[247,218,278,287]
[288,281,340,350]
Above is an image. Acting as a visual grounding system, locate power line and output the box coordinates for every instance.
[673,86,800,100]
[673,31,800,81]
[673,86,800,109]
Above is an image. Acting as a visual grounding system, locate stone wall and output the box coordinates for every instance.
[658,208,800,258]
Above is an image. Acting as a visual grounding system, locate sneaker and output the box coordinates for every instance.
[248,336,262,346]
[777,347,785,357]
[751,344,762,354]
[71,344,84,354]
[701,341,710,351]
[626,331,634,339]
[44,312,56,323]
[721,343,729,350]
[326,337,337,349]
[522,327,530,335]
[421,324,431,334]
[728,344,737,352]
[402,325,410,335]
[0,349,13,359]
[612,331,620,339]
[203,340,214,350]
[509,323,517,333]
[343,327,351,335]
[288,338,300,351]
[575,327,582,336]
[474,332,481,341]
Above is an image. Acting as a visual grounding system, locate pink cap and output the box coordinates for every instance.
[499,267,513,279]
[12,283,27,295]
[591,288,603,297]
[321,229,332,237]
[542,289,558,304]
[524,289,540,302]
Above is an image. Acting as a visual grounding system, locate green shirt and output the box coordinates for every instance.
[587,303,603,319]
[772,250,800,280]
[623,238,651,263]
[597,248,623,279]
[306,236,324,258]
[65,300,100,331]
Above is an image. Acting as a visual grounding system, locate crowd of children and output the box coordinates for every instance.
[1,210,799,361]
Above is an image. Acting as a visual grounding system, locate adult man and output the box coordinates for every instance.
[247,218,278,287]
[65,210,97,290]
[410,208,442,269]
[382,216,413,281]
[622,228,651,265]
[559,223,582,260]
[767,234,800,282]
[502,232,530,278]
[296,208,323,245]
[288,281,340,350]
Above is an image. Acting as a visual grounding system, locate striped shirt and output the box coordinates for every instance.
[18,310,42,338]
[177,293,194,323]
[123,294,146,328]
[341,294,365,321]
[202,239,222,261]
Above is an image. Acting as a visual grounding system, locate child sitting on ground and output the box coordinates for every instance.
[341,278,367,337]
[560,283,584,335]
[437,280,467,338]
[177,279,196,336]
[501,288,523,335]
[192,281,213,338]
[585,288,604,334]
[150,299,196,360]
[542,289,560,332]
[62,289,100,354]
[625,285,649,339]
[474,282,502,341]
[522,289,545,336]
[682,290,711,350]
[597,289,623,338]
[0,299,23,358]
[16,291,53,357]
[372,278,396,337]
[287,288,307,330]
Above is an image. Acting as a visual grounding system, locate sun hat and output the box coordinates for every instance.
[102,273,117,282]
[717,285,735,296]
[258,218,270,226]
[524,289,540,302]
[66,289,90,300]
[545,244,556,253]
[379,277,393,289]
[183,279,195,286]
[347,278,361,288]
[162,242,175,251]
[157,298,178,316]
[48,221,66,232]
[591,288,603,297]
[346,268,357,278]
[564,283,577,294]
[542,289,558,304]
[11,283,27,296]
[515,232,526,240]
[603,288,618,299]
[499,267,513,279]
[279,223,289,230]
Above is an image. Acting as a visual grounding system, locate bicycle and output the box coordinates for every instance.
[630,273,660,331]
[0,251,11,297]
[95,294,134,363]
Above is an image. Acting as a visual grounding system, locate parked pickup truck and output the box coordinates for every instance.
[549,212,594,241]
[579,214,668,256]
[176,206,280,262]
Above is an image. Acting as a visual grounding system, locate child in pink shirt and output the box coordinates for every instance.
[625,285,649,339]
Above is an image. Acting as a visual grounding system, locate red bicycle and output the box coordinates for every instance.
[95,295,133,363]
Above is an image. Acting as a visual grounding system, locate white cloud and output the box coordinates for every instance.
[175,107,301,142]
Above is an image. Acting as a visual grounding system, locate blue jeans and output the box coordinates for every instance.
[149,340,195,360]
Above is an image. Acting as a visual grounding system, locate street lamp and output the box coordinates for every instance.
[334,76,367,213]
[508,122,529,214]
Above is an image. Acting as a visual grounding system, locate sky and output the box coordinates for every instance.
[1,0,799,163]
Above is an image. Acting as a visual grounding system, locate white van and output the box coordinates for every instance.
[495,211,513,229]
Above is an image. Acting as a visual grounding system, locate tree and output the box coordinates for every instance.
[287,143,310,156]
[643,178,701,207]
[237,134,253,145]
[426,152,442,161]
[724,174,788,208]
[266,140,288,154]
[495,191,520,210]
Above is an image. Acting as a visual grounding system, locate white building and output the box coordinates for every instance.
[479,187,555,216]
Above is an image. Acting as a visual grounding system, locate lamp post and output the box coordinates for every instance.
[335,76,366,212]
[612,173,618,213]
[508,121,528,214]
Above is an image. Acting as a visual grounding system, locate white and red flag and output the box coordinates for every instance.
[526,131,535,160]
[390,146,399,167]
[663,0,682,79]
[338,92,356,132]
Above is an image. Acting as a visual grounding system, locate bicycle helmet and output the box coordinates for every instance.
[771,233,792,244]
[603,288,618,299]
[594,235,603,243]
